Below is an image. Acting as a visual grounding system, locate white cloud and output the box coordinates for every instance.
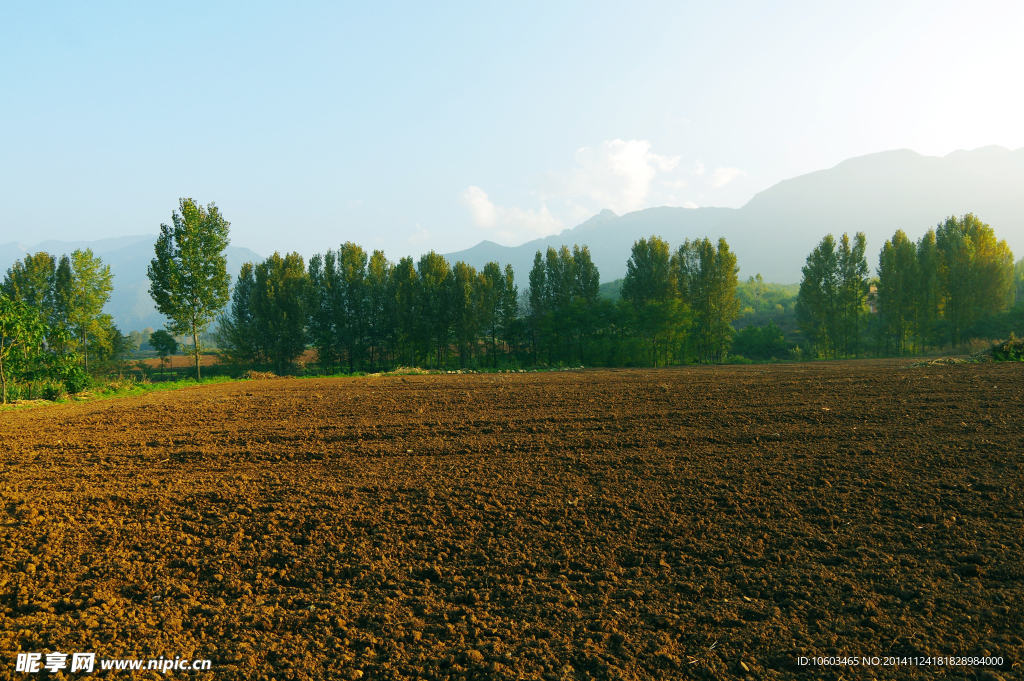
[461,139,707,244]
[682,201,699,209]
[561,139,680,215]
[459,186,563,242]
[694,160,705,176]
[708,166,746,189]
[459,186,497,228]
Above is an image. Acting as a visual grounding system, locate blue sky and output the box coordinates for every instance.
[2,1,1022,259]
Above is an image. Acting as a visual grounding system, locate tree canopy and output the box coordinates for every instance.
[148,198,231,380]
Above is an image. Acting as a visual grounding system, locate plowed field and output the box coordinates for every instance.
[2,361,1022,680]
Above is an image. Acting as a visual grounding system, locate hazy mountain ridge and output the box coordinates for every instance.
[446,146,1024,284]
[0,236,262,333]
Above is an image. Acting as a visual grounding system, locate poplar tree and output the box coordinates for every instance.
[914,230,941,349]
[365,250,394,371]
[795,235,839,358]
[148,199,231,380]
[936,214,1015,344]
[416,251,453,369]
[69,249,114,372]
[307,251,339,370]
[253,252,309,374]
[451,261,479,367]
[675,237,739,363]
[217,262,263,366]
[391,257,419,367]
[334,243,369,373]
[621,236,685,366]
[835,232,870,357]
[877,230,919,355]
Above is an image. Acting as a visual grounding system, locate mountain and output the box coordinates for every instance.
[446,146,1024,283]
[0,236,262,332]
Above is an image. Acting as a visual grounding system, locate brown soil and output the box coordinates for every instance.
[1,361,1022,680]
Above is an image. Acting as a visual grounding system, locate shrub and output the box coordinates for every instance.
[63,368,91,394]
[991,334,1024,362]
[733,321,788,360]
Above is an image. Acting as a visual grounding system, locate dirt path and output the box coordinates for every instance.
[1,361,1021,680]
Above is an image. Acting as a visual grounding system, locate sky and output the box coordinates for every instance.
[2,1,1023,260]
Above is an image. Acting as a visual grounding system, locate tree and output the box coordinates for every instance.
[795,235,839,358]
[450,261,479,368]
[68,249,114,372]
[621,236,685,366]
[416,251,452,369]
[835,232,870,357]
[1015,257,1024,306]
[333,243,368,373]
[391,256,419,367]
[0,294,48,404]
[876,230,919,356]
[914,230,941,349]
[478,262,501,366]
[365,250,394,371]
[498,264,519,364]
[2,252,57,315]
[216,262,264,367]
[675,237,740,363]
[148,198,231,380]
[51,255,75,353]
[149,329,178,375]
[746,274,767,314]
[936,214,1015,344]
[307,252,340,370]
[253,252,309,374]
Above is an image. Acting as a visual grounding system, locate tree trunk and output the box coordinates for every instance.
[193,324,201,381]
[0,346,7,405]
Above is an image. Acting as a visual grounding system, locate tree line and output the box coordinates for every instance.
[213,235,744,373]
[796,214,1019,358]
[3,200,1021,401]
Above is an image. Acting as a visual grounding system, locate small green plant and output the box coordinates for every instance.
[63,367,91,394]
[991,334,1024,362]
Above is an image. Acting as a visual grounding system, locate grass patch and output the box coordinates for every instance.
[1,375,239,411]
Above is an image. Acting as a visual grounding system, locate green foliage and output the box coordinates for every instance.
[219,253,309,374]
[255,252,309,374]
[991,334,1024,362]
[149,329,178,373]
[0,294,48,404]
[876,230,919,355]
[2,252,57,315]
[675,237,741,363]
[526,245,602,366]
[936,213,1015,345]
[796,232,869,358]
[1015,257,1024,305]
[67,249,114,370]
[732,321,787,360]
[148,198,231,380]
[62,367,91,394]
[621,236,688,366]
